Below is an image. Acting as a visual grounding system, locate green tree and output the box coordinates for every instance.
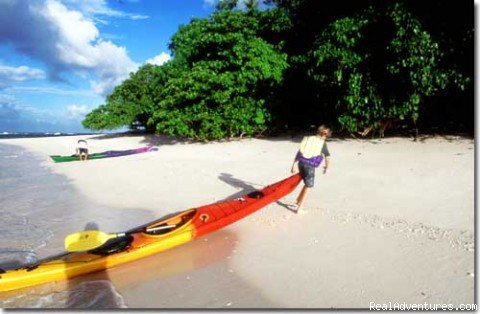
[215,0,238,11]
[83,62,178,131]
[153,10,288,140]
[267,0,472,134]
[244,0,259,12]
[307,3,469,134]
[83,8,289,140]
[83,0,473,138]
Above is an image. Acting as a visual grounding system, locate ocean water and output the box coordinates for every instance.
[0,143,153,308]
[0,132,96,139]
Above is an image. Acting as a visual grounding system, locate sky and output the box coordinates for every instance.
[0,0,220,133]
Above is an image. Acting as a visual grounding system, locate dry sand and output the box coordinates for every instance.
[0,134,474,308]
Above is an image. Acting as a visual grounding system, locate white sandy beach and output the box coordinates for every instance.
[0,134,474,308]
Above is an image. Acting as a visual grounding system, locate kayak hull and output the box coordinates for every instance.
[50,146,158,163]
[0,174,301,292]
[0,232,194,291]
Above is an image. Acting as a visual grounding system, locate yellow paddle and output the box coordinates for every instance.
[64,225,176,252]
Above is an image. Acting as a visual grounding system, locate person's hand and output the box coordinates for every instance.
[323,167,328,174]
[291,165,296,173]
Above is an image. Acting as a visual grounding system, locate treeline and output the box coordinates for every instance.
[83,0,473,140]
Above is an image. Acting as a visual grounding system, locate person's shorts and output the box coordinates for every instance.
[298,162,315,188]
[79,148,88,155]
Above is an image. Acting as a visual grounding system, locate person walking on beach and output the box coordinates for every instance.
[290,125,331,214]
[76,139,89,161]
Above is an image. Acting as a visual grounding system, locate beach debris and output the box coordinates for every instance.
[308,238,319,246]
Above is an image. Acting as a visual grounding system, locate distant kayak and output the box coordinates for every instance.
[50,146,158,163]
[0,174,301,292]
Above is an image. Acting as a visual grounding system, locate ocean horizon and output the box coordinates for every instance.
[0,131,100,139]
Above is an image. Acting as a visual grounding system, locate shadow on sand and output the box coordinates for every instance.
[218,173,297,214]
[217,173,261,200]
[276,200,298,213]
[88,132,192,146]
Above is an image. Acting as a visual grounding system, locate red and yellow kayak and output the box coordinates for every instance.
[0,174,301,292]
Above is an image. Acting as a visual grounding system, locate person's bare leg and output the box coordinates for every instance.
[296,186,308,204]
[295,186,310,213]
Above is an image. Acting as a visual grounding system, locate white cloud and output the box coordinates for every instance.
[39,0,139,95]
[146,52,172,66]
[0,65,46,88]
[66,104,90,119]
[63,0,149,20]
[0,0,140,96]
[39,0,100,67]
[6,86,98,97]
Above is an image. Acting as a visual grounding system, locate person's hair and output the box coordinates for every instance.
[78,139,87,144]
[317,125,331,137]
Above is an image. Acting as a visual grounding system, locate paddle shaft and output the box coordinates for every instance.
[116,224,176,238]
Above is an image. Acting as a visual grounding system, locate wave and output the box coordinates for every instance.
[1,280,127,308]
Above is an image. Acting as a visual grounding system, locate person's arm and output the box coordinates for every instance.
[322,142,330,174]
[291,152,299,173]
[323,157,330,174]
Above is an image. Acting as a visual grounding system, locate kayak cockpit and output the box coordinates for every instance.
[143,209,196,236]
[89,210,197,255]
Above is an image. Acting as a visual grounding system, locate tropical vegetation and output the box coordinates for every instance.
[83,0,473,140]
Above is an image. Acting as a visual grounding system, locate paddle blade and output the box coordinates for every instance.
[65,230,117,252]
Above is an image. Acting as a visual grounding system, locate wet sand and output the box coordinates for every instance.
[0,134,474,308]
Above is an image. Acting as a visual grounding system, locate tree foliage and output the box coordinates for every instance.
[83,63,176,131]
[307,3,469,132]
[155,10,287,139]
[83,0,473,139]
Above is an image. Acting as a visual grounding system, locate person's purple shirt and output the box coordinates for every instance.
[295,141,330,167]
[296,152,324,167]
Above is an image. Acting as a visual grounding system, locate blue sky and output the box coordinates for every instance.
[0,0,219,133]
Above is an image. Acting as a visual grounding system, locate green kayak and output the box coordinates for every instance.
[50,146,158,163]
